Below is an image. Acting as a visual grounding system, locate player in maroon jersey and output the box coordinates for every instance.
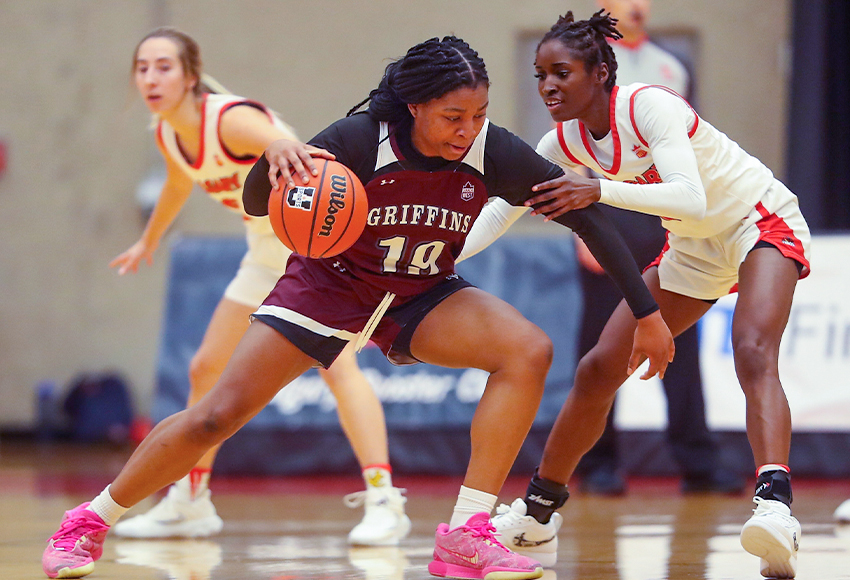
[42,35,673,580]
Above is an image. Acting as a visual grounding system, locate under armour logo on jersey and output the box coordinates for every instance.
[632,144,648,159]
[214,154,225,167]
[332,261,347,273]
[461,182,475,201]
[286,186,316,210]
[380,179,396,186]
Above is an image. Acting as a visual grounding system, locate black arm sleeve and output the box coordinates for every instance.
[243,155,273,217]
[554,205,659,319]
[483,123,658,319]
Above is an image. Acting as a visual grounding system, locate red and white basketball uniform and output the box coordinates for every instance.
[157,93,296,306]
[609,37,689,96]
[533,83,811,300]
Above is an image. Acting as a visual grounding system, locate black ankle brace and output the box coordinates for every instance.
[524,469,570,524]
[755,469,793,506]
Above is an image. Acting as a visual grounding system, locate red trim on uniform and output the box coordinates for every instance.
[579,86,621,175]
[177,93,208,170]
[217,99,271,165]
[645,231,671,273]
[629,85,699,148]
[556,123,584,165]
[752,201,810,278]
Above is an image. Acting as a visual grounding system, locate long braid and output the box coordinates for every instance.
[347,36,489,120]
[539,9,622,90]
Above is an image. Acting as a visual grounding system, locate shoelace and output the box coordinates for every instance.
[466,520,510,553]
[494,503,524,524]
[49,514,106,551]
[343,488,408,508]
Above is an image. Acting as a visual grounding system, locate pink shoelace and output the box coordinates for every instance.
[49,513,106,551]
[465,519,510,553]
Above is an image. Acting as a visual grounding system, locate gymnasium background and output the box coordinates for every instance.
[1,0,848,475]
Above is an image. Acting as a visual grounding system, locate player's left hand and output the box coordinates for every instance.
[628,310,675,380]
[526,171,602,220]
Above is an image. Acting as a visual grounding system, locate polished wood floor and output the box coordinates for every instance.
[2,440,849,579]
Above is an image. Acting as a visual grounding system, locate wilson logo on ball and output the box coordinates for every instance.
[319,175,348,237]
[268,159,369,259]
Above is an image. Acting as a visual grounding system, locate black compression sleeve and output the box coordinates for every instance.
[554,205,659,319]
[243,155,273,217]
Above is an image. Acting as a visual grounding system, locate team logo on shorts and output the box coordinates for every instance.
[461,181,475,201]
[286,186,315,211]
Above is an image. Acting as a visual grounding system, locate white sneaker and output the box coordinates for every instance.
[113,486,224,539]
[345,487,411,546]
[492,498,562,568]
[740,496,801,578]
[834,499,850,523]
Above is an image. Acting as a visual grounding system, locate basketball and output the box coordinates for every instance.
[267,159,369,258]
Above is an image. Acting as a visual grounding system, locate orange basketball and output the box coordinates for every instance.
[267,159,369,258]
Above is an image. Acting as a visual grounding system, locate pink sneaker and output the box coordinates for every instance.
[42,502,110,578]
[428,512,544,579]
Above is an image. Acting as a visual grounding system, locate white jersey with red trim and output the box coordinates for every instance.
[536,83,778,239]
[157,93,292,235]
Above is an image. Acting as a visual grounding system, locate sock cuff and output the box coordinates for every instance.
[362,463,392,473]
[363,465,393,488]
[531,468,569,495]
[756,463,790,477]
[88,485,129,526]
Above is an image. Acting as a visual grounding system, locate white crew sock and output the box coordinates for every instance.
[449,485,497,529]
[87,485,129,526]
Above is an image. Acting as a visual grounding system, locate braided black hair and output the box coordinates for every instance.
[347,36,489,121]
[538,10,622,91]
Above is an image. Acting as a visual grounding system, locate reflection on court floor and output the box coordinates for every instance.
[3,442,849,580]
[101,499,850,580]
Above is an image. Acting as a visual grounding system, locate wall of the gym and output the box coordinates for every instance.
[0,0,791,427]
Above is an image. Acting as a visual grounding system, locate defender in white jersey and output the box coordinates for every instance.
[480,12,809,578]
[72,28,408,555]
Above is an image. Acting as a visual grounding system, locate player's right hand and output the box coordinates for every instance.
[266,139,335,190]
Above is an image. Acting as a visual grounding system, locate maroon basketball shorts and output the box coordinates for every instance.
[253,255,472,367]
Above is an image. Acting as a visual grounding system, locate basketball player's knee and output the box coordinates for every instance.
[574,350,620,399]
[188,352,222,391]
[514,327,553,378]
[733,337,777,386]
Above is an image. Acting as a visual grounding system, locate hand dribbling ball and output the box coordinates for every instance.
[268,159,369,258]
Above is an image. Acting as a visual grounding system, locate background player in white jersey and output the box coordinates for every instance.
[572,0,742,496]
[106,27,409,547]
[42,34,675,580]
[469,11,810,579]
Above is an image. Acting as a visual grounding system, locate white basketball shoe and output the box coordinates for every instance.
[491,498,562,568]
[113,486,224,539]
[740,496,801,578]
[345,487,412,546]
